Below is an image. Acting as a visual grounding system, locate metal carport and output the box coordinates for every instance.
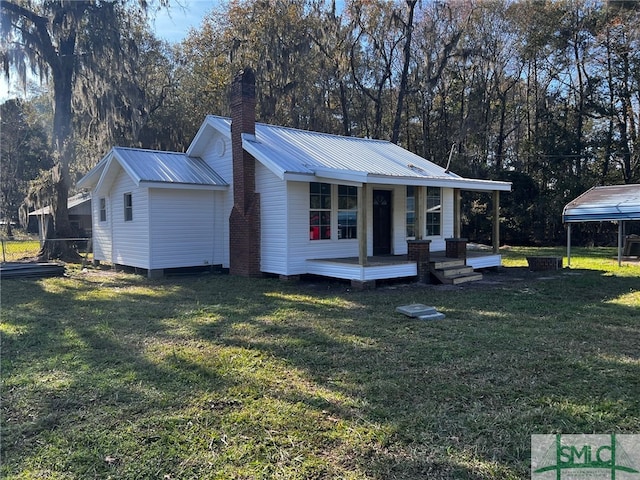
[562,184,640,266]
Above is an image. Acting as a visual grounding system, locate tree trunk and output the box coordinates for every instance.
[391,0,417,145]
[38,14,81,261]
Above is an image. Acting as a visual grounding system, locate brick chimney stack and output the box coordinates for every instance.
[229,67,261,277]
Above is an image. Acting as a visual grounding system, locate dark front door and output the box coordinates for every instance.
[373,190,392,255]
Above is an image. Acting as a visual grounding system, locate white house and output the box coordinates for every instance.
[78,68,511,286]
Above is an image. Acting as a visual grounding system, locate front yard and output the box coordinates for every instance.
[1,247,639,479]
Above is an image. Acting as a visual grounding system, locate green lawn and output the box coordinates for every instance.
[1,247,639,479]
[1,239,41,262]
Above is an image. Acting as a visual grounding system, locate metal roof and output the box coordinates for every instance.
[194,116,511,192]
[112,147,227,186]
[563,184,640,222]
[77,147,228,191]
[29,192,91,216]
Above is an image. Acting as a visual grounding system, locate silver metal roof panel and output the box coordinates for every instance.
[113,147,227,186]
[563,184,640,222]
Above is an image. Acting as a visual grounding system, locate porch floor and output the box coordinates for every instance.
[311,248,500,265]
[306,246,502,282]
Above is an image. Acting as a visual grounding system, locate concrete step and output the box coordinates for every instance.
[396,303,446,321]
[418,312,446,321]
[396,304,438,317]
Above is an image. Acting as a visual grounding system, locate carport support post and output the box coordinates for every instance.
[358,185,367,266]
[567,223,572,267]
[618,220,623,267]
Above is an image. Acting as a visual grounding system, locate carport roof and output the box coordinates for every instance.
[562,184,640,223]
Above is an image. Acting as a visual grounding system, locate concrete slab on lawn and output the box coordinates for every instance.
[396,303,446,321]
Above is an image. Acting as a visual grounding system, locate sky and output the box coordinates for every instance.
[1,1,215,101]
[152,0,215,44]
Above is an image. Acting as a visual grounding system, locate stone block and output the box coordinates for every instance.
[396,304,438,318]
[418,312,446,321]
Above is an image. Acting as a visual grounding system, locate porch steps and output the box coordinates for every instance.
[429,258,483,285]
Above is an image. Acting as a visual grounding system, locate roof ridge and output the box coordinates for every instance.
[205,114,391,144]
[257,122,392,144]
[113,146,188,156]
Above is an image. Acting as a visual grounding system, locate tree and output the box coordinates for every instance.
[0,98,52,235]
[391,0,417,145]
[0,0,167,259]
[347,0,403,139]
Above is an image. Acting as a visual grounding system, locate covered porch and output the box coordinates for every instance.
[306,242,502,286]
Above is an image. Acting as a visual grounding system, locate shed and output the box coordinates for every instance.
[28,191,92,239]
[562,184,640,265]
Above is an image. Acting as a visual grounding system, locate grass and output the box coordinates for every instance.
[1,239,41,262]
[1,247,639,479]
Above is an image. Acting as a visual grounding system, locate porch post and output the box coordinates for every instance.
[415,186,424,239]
[358,185,368,266]
[492,190,500,254]
[453,188,461,238]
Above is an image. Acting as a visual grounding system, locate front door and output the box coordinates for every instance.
[373,190,392,255]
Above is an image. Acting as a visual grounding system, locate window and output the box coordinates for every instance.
[406,186,415,237]
[310,182,331,240]
[99,198,107,222]
[124,193,133,221]
[309,183,358,240]
[426,187,441,236]
[338,185,357,239]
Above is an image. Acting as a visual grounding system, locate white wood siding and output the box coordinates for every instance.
[111,171,150,269]
[390,185,407,255]
[256,162,288,274]
[285,182,312,274]
[306,259,416,281]
[287,182,366,275]
[91,196,112,262]
[429,187,454,252]
[202,132,233,268]
[212,190,228,266]
[148,189,216,269]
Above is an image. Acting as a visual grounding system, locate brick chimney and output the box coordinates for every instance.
[229,67,261,277]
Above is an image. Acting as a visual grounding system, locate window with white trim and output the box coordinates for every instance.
[309,183,359,240]
[426,187,441,236]
[406,186,415,237]
[124,193,133,222]
[337,185,357,239]
[99,198,107,222]
[309,182,331,240]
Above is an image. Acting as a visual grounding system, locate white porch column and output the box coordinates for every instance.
[492,190,500,254]
[358,185,368,266]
